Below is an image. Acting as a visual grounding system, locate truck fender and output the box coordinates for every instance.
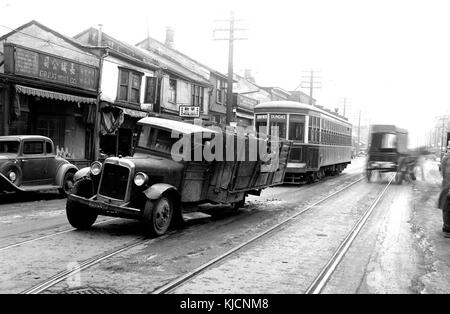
[144,183,179,200]
[73,167,91,182]
[55,164,79,187]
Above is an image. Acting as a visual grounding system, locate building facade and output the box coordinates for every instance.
[0,21,100,167]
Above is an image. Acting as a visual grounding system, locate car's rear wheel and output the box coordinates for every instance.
[143,196,173,236]
[0,164,22,186]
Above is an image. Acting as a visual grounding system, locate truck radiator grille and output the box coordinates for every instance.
[98,163,130,200]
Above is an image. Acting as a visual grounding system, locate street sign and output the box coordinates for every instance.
[179,105,200,118]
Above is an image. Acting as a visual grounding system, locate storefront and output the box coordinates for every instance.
[233,93,259,128]
[0,40,99,168]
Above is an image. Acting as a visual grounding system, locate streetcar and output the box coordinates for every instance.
[254,101,352,184]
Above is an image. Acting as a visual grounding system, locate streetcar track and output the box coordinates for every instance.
[18,172,366,294]
[151,175,366,294]
[0,218,120,252]
[305,175,394,294]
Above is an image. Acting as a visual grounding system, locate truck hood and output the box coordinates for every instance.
[106,154,184,177]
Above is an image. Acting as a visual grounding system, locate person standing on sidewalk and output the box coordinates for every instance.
[439,148,450,237]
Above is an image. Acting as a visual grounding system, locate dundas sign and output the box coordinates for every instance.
[4,44,98,91]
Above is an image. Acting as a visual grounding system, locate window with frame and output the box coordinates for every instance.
[23,141,44,155]
[169,78,177,103]
[288,115,305,142]
[216,80,227,104]
[118,69,142,103]
[191,85,204,108]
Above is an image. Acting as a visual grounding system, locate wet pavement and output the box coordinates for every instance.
[1,157,450,294]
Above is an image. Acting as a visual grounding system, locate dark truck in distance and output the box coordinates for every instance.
[366,124,416,184]
[66,117,291,236]
[0,135,78,195]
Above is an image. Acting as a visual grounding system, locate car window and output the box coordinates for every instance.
[0,141,20,154]
[23,141,44,155]
[46,142,53,154]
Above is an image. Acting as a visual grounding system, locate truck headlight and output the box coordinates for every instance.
[134,172,148,186]
[90,161,102,176]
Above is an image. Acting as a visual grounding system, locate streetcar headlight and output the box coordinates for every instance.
[90,161,102,176]
[134,172,148,186]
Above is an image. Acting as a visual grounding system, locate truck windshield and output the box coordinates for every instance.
[0,141,20,154]
[370,133,397,151]
[137,126,177,154]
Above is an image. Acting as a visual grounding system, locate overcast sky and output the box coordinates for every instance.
[1,0,449,146]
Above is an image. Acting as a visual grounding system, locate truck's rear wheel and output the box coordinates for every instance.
[143,196,173,236]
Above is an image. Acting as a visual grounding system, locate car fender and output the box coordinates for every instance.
[0,172,25,193]
[55,164,79,187]
[73,167,91,182]
[144,183,179,200]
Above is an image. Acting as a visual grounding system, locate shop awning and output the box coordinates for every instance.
[121,107,148,118]
[15,85,96,104]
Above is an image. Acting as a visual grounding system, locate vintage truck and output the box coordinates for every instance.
[66,117,291,236]
[366,124,416,184]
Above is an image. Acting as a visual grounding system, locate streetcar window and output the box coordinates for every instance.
[269,121,286,139]
[256,121,268,134]
[289,115,305,142]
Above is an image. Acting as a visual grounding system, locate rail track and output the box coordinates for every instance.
[20,173,371,294]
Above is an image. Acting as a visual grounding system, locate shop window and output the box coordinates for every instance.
[216,80,227,104]
[117,69,142,104]
[144,77,158,104]
[169,78,177,103]
[36,117,64,149]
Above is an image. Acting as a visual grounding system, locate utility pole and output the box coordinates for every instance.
[213,11,248,125]
[357,110,361,155]
[296,70,321,106]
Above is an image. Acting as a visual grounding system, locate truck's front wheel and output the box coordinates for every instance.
[66,198,98,229]
[65,179,97,229]
[143,196,173,236]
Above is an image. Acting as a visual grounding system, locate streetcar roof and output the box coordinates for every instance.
[255,101,350,125]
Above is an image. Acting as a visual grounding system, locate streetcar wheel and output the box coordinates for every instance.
[143,196,173,236]
[66,198,98,229]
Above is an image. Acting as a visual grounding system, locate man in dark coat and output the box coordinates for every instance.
[439,150,450,237]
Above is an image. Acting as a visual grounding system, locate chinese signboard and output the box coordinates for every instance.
[4,44,98,91]
[179,105,200,118]
[237,94,258,111]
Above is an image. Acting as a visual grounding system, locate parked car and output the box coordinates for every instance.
[0,135,78,195]
[66,117,291,236]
